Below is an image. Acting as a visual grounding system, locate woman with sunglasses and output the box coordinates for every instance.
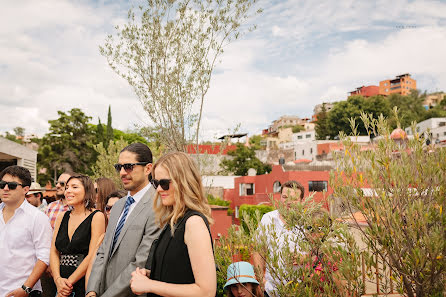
[130,152,216,297]
[50,175,105,297]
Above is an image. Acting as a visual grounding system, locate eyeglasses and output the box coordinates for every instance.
[105,205,113,213]
[0,181,24,190]
[114,162,149,173]
[151,179,172,191]
[56,181,66,187]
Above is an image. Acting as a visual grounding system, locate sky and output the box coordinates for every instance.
[1,0,446,141]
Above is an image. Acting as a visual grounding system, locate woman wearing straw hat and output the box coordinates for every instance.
[224,262,263,297]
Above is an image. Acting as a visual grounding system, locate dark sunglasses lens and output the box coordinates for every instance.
[114,164,122,172]
[123,164,134,172]
[159,180,170,190]
[56,181,65,186]
[0,181,18,190]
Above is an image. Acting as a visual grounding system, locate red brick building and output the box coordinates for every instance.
[349,85,380,98]
[223,165,333,218]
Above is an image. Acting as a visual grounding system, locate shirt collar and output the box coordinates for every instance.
[128,183,151,204]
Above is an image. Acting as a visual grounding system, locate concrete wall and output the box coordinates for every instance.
[0,138,37,181]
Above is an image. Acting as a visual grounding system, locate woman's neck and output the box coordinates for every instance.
[71,204,87,215]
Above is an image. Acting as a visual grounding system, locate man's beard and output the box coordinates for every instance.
[56,193,65,200]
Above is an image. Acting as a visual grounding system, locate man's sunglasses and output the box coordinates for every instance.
[56,181,66,187]
[151,179,172,191]
[114,162,149,173]
[0,181,25,190]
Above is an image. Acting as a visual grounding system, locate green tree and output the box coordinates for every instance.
[92,138,129,188]
[37,108,97,185]
[220,143,271,176]
[248,134,264,150]
[327,95,392,137]
[331,113,446,297]
[97,118,105,144]
[100,0,261,152]
[106,105,114,143]
[387,90,427,129]
[315,103,330,140]
[13,127,25,137]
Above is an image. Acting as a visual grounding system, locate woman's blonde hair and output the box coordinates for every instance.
[152,152,213,232]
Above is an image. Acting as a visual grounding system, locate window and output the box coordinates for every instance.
[240,183,254,196]
[309,181,327,192]
[310,148,313,154]
[444,132,446,136]
[297,135,303,139]
[294,152,297,159]
[306,134,311,138]
[302,149,305,155]
[273,181,281,193]
[235,206,239,218]
[385,88,389,92]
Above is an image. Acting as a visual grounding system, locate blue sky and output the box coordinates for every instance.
[1,0,446,140]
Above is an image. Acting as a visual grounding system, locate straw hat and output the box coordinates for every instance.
[28,182,44,195]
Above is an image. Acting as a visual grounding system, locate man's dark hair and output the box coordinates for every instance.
[34,192,44,202]
[120,142,153,164]
[0,165,32,187]
[280,180,305,199]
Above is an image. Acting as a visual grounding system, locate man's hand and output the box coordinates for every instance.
[6,287,28,297]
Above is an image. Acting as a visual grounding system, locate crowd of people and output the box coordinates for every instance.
[0,142,336,297]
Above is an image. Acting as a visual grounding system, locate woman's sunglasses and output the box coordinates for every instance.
[0,181,24,190]
[151,179,172,191]
[114,162,149,173]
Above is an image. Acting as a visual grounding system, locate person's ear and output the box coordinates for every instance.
[145,163,153,175]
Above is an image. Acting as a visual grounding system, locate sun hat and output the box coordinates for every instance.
[223,261,259,290]
[27,182,44,195]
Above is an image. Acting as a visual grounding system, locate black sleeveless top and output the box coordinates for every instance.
[147,210,213,297]
[55,210,100,296]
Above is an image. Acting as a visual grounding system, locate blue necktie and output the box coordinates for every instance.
[111,196,135,253]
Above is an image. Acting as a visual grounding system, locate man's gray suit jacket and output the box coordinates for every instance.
[87,186,160,297]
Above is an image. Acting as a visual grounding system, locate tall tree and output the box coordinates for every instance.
[13,127,25,137]
[97,118,105,144]
[106,105,113,143]
[37,108,97,185]
[315,103,330,140]
[220,143,271,176]
[100,0,261,152]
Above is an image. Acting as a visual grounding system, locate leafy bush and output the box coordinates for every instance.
[239,204,274,234]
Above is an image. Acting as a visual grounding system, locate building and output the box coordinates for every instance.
[349,85,380,98]
[379,73,417,96]
[267,115,305,134]
[404,117,446,137]
[423,92,445,110]
[312,103,334,122]
[0,137,37,181]
[223,165,333,218]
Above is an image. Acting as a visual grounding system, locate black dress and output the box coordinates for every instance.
[147,210,213,297]
[55,210,100,296]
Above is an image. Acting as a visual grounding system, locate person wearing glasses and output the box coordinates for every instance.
[46,172,74,229]
[94,177,117,220]
[0,166,53,297]
[129,152,216,297]
[87,143,161,297]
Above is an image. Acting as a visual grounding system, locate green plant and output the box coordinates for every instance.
[239,204,274,234]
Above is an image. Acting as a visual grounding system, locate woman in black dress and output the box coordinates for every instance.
[130,152,216,297]
[50,175,105,297]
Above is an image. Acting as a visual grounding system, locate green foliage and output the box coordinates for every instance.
[239,204,274,234]
[315,103,330,140]
[327,95,392,137]
[1,131,22,144]
[331,111,446,297]
[92,138,129,188]
[207,194,230,207]
[215,197,365,297]
[96,118,104,144]
[248,134,264,150]
[113,129,148,145]
[100,0,261,152]
[37,108,97,185]
[220,143,271,176]
[106,105,114,143]
[13,127,25,137]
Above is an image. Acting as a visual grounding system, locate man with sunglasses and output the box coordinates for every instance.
[45,172,73,229]
[0,166,52,297]
[87,143,161,297]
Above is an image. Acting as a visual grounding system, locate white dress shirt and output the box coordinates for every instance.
[257,210,304,296]
[0,200,52,296]
[115,183,151,230]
